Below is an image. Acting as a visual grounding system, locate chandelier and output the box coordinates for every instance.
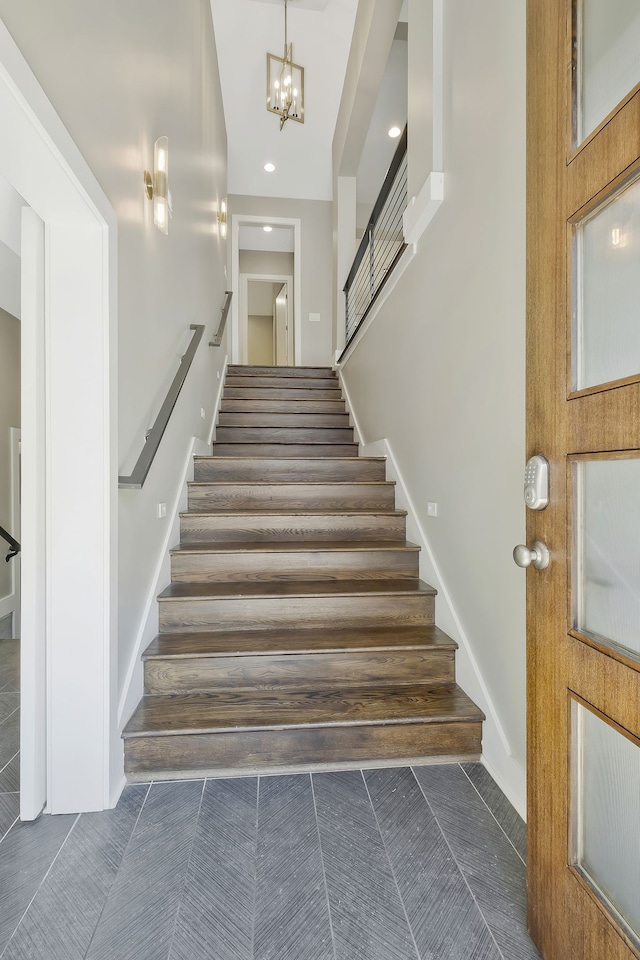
[266,0,304,130]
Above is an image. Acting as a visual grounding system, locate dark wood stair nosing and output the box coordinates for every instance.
[157,577,437,602]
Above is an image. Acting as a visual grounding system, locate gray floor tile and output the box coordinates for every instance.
[0,791,19,840]
[169,777,258,960]
[462,763,527,862]
[0,641,19,693]
[0,710,19,770]
[254,774,334,960]
[0,693,19,724]
[85,779,204,960]
[0,752,19,794]
[2,784,148,960]
[313,770,418,960]
[365,767,501,960]
[0,811,77,954]
[413,765,540,960]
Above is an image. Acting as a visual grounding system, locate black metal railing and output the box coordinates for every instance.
[0,524,20,562]
[342,126,408,356]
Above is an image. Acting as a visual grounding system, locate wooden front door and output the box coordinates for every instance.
[527,2,640,958]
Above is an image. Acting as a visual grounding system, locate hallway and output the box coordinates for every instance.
[0,762,539,960]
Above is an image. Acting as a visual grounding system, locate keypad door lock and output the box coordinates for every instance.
[524,455,549,510]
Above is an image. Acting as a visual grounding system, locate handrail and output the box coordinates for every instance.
[209,290,233,347]
[344,126,408,293]
[0,524,20,562]
[119,324,205,489]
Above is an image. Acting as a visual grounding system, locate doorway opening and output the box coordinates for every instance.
[241,276,293,366]
[231,214,302,366]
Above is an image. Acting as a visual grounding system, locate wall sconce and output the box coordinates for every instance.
[217,199,227,239]
[144,136,169,235]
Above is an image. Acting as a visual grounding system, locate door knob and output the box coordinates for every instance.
[513,540,550,570]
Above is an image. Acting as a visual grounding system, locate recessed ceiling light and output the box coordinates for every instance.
[388,126,402,139]
[263,225,273,233]
[264,162,276,172]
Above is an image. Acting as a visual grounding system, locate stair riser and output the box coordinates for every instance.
[220,400,346,414]
[211,443,359,458]
[144,649,455,694]
[215,427,354,443]
[171,548,419,582]
[223,388,343,401]
[187,483,395,512]
[218,413,350,428]
[225,376,338,390]
[180,513,406,543]
[194,458,385,482]
[227,366,336,379]
[159,594,434,633]
[124,721,482,780]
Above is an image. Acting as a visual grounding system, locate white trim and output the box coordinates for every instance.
[0,20,117,814]
[9,427,20,637]
[0,595,14,619]
[231,214,302,365]
[344,415,527,818]
[207,354,229,445]
[403,172,444,246]
[240,273,294,366]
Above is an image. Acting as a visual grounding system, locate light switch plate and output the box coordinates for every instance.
[308,312,321,322]
[427,502,438,517]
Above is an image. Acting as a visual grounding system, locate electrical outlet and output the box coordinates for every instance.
[200,407,206,420]
[427,502,438,517]
[216,371,220,379]
[157,502,167,519]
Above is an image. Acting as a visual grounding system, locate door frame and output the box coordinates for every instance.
[0,20,118,815]
[240,273,294,366]
[231,214,302,366]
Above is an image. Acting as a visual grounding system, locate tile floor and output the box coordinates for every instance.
[0,759,540,960]
[0,640,20,842]
[0,640,540,959]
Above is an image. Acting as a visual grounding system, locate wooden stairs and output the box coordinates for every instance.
[123,365,484,780]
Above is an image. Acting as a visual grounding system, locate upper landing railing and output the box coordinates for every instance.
[342,126,408,357]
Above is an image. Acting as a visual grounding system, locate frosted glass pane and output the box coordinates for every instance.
[574,176,640,390]
[578,0,640,144]
[574,702,640,942]
[575,459,640,655]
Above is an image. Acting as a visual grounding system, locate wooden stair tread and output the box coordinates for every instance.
[188,481,393,487]
[123,684,484,737]
[193,462,386,468]
[158,578,435,601]
[144,624,456,660]
[227,365,335,377]
[170,539,420,555]
[181,508,407,517]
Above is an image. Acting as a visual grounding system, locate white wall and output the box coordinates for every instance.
[338,0,527,809]
[0,240,19,319]
[0,306,19,602]
[231,195,333,366]
[0,0,229,790]
[248,315,274,366]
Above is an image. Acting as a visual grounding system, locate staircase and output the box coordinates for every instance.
[123,365,484,781]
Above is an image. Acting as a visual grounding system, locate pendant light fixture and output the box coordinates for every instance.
[266,0,304,130]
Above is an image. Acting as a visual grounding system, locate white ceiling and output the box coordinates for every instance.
[210,0,359,201]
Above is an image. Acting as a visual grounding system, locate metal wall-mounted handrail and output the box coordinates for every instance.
[210,290,233,347]
[0,524,20,562]
[119,324,205,489]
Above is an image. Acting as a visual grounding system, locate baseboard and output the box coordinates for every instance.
[336,370,364,447]
[359,435,527,821]
[117,437,199,730]
[207,353,228,445]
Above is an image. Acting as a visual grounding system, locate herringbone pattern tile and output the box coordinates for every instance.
[0,764,539,960]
